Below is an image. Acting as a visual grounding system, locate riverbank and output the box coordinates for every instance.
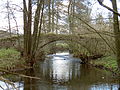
[89,55,120,76]
[0,48,27,71]
[0,48,119,76]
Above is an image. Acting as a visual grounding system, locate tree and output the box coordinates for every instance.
[111,0,120,70]
[23,0,44,66]
[48,0,51,32]
[52,0,55,32]
[68,0,92,34]
[97,0,120,70]
[6,0,12,37]
[4,0,21,48]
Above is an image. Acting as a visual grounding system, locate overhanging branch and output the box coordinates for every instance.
[74,14,116,54]
[97,0,120,16]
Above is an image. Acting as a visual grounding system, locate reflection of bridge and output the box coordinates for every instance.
[0,33,108,54]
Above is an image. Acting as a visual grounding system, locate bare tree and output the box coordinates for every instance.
[23,0,44,66]
[97,0,120,69]
[6,0,12,37]
[111,0,120,70]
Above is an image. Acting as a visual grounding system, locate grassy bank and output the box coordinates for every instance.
[90,55,120,74]
[0,48,26,70]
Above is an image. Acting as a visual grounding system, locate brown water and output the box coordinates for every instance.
[0,52,120,90]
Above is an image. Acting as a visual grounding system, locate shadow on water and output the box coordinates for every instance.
[1,52,120,90]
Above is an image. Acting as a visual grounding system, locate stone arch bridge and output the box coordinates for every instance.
[0,33,109,55]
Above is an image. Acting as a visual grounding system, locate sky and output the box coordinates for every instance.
[92,0,120,18]
[0,0,119,33]
[0,0,23,33]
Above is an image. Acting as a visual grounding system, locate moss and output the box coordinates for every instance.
[0,48,26,70]
[56,43,69,48]
[90,55,120,74]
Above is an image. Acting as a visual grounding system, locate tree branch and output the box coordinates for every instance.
[97,0,120,16]
[74,14,116,54]
[0,69,41,80]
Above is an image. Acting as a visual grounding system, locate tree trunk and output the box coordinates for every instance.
[56,5,59,34]
[32,0,42,56]
[23,0,28,57]
[23,0,44,66]
[27,0,32,55]
[6,0,12,37]
[23,0,32,65]
[52,0,55,32]
[68,0,75,34]
[48,0,51,32]
[112,0,120,70]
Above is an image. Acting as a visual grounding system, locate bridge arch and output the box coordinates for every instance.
[37,34,106,55]
[0,34,108,55]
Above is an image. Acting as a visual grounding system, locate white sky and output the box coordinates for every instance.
[91,0,120,18]
[0,0,119,33]
[0,0,23,33]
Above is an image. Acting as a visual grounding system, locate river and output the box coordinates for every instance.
[0,52,120,90]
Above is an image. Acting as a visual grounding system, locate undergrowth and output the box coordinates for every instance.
[0,48,25,70]
[90,55,119,73]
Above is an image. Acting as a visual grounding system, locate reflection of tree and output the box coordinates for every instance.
[34,59,81,83]
[24,69,36,90]
[67,65,119,90]
[22,60,119,90]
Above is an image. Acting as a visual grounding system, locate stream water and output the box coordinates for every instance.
[0,52,120,90]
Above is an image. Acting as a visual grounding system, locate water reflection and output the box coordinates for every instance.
[29,52,119,90]
[35,52,81,84]
[0,52,119,90]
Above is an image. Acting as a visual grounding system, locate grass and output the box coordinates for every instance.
[90,55,119,73]
[0,48,25,70]
[0,48,20,58]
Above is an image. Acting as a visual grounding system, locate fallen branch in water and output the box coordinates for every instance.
[0,68,41,80]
